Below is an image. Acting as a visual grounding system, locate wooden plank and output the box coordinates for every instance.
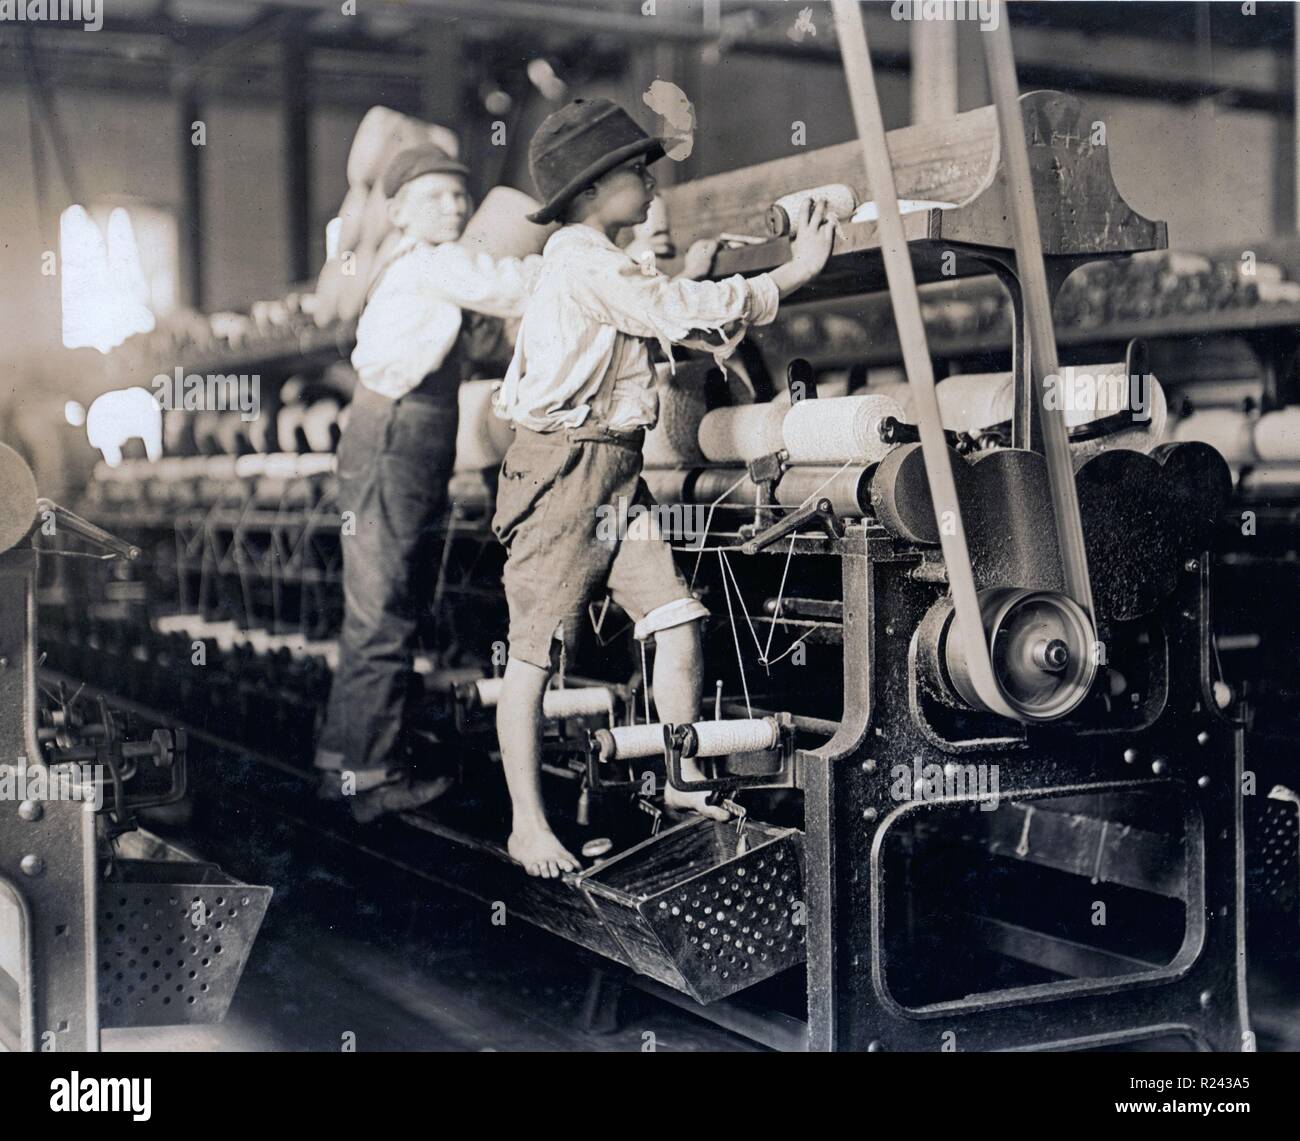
[660,103,998,253]
[707,210,994,296]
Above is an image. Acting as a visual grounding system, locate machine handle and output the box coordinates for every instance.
[34,499,140,561]
[741,496,844,556]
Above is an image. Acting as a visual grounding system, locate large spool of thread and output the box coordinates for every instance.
[542,688,616,720]
[471,676,505,706]
[698,402,789,463]
[594,723,669,762]
[767,184,858,237]
[346,106,459,191]
[200,456,239,481]
[643,361,710,467]
[0,443,37,554]
[1069,374,1168,461]
[1253,408,1300,462]
[471,677,614,720]
[455,380,515,471]
[459,186,557,260]
[641,468,694,504]
[1173,410,1257,466]
[681,717,780,758]
[301,398,343,453]
[1238,464,1300,499]
[690,468,755,507]
[870,382,916,418]
[781,394,903,465]
[934,372,1013,432]
[774,465,873,517]
[935,366,1168,453]
[276,401,308,454]
[296,454,336,478]
[214,413,251,457]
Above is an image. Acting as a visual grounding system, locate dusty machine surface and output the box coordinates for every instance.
[30,59,1271,1054]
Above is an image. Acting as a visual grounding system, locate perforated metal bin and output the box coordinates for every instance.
[576,817,805,1004]
[97,860,271,1028]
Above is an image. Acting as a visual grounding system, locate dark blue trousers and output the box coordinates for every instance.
[315,386,458,779]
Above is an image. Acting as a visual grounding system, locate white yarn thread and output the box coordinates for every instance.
[1254,408,1300,462]
[602,723,669,759]
[686,718,779,757]
[698,403,789,463]
[768,184,858,236]
[781,394,903,464]
[473,677,505,706]
[473,677,613,721]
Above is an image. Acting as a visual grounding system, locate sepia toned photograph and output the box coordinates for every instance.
[0,0,1295,1111]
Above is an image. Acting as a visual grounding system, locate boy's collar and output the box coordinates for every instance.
[393,233,457,257]
[547,223,621,253]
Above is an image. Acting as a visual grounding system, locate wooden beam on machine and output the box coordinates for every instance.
[660,103,998,252]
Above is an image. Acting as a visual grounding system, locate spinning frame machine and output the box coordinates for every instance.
[0,452,271,1052]
[25,7,1256,1051]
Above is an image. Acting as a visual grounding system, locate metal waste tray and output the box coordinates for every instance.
[577,816,805,1004]
[97,859,271,1028]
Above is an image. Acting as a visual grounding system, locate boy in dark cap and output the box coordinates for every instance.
[316,143,542,822]
[492,98,834,876]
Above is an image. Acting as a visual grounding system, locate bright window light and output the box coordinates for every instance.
[60,203,178,354]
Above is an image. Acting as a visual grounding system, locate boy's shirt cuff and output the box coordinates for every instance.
[746,273,781,326]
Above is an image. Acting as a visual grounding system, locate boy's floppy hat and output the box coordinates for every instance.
[381,143,470,198]
[526,97,666,225]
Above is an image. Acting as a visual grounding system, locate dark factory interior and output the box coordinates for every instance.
[1,0,1298,1065]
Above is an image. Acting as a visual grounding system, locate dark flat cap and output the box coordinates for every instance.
[381,143,470,198]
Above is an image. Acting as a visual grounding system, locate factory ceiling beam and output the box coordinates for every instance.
[0,2,1293,114]
[172,8,296,90]
[265,0,727,43]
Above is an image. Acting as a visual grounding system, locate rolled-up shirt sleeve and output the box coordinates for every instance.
[745,272,781,327]
[573,251,780,349]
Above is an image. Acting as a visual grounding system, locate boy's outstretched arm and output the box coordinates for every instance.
[574,198,836,351]
[417,243,544,319]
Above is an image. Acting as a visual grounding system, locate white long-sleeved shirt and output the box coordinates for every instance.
[351,237,543,399]
[494,224,780,432]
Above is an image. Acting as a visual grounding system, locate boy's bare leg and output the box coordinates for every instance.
[499,655,579,877]
[649,622,731,821]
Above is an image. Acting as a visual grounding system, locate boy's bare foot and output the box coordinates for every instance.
[664,783,732,821]
[508,828,579,879]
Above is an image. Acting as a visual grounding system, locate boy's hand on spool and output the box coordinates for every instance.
[682,237,720,279]
[790,197,835,278]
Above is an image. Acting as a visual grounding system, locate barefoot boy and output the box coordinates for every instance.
[490,98,835,877]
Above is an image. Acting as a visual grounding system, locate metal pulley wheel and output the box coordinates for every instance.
[832,0,1100,723]
[941,587,1097,722]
